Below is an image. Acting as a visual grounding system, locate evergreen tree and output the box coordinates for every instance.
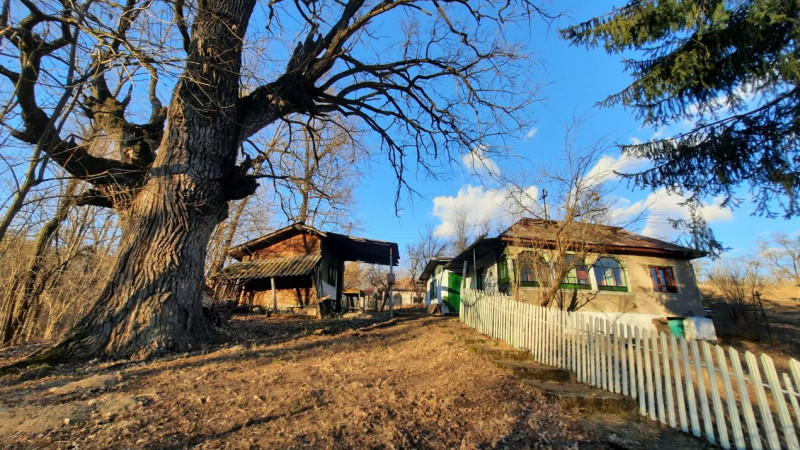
[561,1,799,233]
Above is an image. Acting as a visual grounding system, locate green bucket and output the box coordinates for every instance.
[667,317,685,338]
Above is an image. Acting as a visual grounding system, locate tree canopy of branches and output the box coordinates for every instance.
[561,0,800,223]
[759,233,800,287]
[265,120,363,230]
[405,225,448,301]
[1,0,545,363]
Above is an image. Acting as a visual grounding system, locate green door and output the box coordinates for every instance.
[446,272,462,312]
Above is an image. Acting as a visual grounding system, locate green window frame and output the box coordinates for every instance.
[516,251,548,287]
[561,255,591,290]
[593,257,628,292]
[498,255,509,284]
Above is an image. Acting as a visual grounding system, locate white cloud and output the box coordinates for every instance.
[585,153,650,185]
[462,145,501,178]
[526,127,539,139]
[432,184,539,237]
[608,188,734,241]
[432,182,734,248]
[629,137,642,145]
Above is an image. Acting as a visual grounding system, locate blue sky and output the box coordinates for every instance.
[349,0,799,266]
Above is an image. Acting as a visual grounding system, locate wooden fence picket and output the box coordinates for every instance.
[670,334,688,433]
[745,351,780,449]
[599,319,608,391]
[635,327,646,416]
[661,333,676,428]
[627,324,636,400]
[606,319,613,391]
[619,323,628,396]
[761,354,799,449]
[729,349,762,450]
[691,339,715,444]
[612,320,619,393]
[716,345,743,449]
[791,360,800,428]
[653,332,666,424]
[577,317,585,383]
[782,373,800,433]
[593,318,601,387]
[703,341,729,448]
[643,329,656,420]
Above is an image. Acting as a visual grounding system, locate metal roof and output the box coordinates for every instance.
[418,257,453,283]
[445,218,704,271]
[221,254,321,280]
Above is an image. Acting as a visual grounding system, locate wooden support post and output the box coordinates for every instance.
[271,277,277,313]
[472,248,477,289]
[388,247,394,319]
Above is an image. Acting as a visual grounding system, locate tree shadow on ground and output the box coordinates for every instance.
[0,308,436,391]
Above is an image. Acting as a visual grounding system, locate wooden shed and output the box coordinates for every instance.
[218,223,399,312]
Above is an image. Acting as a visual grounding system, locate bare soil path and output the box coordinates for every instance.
[0,308,712,448]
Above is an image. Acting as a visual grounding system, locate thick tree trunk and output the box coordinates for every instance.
[18,0,258,363]
[46,191,222,360]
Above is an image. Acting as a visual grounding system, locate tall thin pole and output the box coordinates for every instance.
[388,247,394,318]
[541,189,549,220]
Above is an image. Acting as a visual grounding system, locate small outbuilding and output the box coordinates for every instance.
[418,257,462,314]
[217,223,399,313]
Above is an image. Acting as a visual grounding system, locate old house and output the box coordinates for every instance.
[444,218,712,333]
[218,223,399,312]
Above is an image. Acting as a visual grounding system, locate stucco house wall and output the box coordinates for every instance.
[501,251,702,317]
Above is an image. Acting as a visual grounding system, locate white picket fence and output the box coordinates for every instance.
[459,289,800,449]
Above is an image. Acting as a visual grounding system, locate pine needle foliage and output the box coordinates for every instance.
[561,0,799,222]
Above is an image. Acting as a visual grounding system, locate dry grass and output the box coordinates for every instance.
[0,308,713,448]
[703,283,800,372]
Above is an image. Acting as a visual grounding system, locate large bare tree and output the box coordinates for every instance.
[2,0,545,363]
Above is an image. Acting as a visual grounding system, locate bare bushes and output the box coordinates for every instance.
[0,203,119,345]
[706,259,770,340]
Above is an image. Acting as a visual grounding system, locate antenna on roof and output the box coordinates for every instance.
[540,189,549,221]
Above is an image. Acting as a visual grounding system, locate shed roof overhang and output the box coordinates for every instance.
[323,231,400,266]
[418,257,452,283]
[445,236,503,271]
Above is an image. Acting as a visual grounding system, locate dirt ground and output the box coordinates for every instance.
[0,308,713,449]
[702,283,800,372]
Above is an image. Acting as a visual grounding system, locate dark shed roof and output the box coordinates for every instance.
[222,254,322,280]
[418,257,452,283]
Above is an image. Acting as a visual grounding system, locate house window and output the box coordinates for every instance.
[593,257,627,292]
[562,255,591,289]
[517,251,549,287]
[650,266,678,293]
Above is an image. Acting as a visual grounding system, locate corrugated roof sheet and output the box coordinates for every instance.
[221,254,321,280]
